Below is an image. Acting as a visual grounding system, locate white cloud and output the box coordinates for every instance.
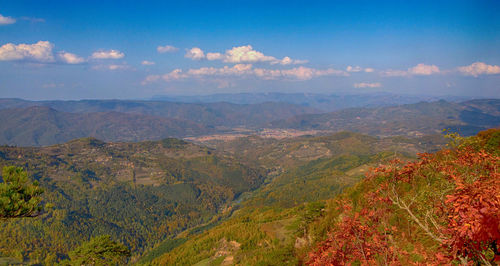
[346,66,375,73]
[91,49,124,59]
[346,66,362,72]
[458,62,500,77]
[185,47,205,60]
[141,60,155,65]
[190,45,307,65]
[381,69,409,77]
[222,45,276,63]
[258,66,347,80]
[354,82,381,88]
[142,65,347,84]
[408,63,440,75]
[162,69,189,81]
[0,41,55,62]
[0,14,15,25]
[58,51,85,64]
[206,52,224,60]
[157,45,178,53]
[381,63,440,77]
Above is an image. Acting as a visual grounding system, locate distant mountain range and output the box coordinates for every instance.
[0,97,498,146]
[269,99,500,137]
[0,99,318,146]
[0,106,211,146]
[152,92,473,112]
[0,98,319,127]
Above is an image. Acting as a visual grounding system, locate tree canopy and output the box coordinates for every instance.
[64,235,131,266]
[0,166,44,219]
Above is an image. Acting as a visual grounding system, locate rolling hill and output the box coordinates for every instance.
[0,98,319,128]
[0,106,212,146]
[269,99,500,137]
[0,137,265,264]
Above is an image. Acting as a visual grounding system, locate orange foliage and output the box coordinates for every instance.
[307,133,499,265]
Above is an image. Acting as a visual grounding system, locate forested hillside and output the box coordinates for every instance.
[270,99,500,137]
[0,99,318,128]
[0,106,211,146]
[0,138,264,264]
[145,132,445,265]
[149,129,499,265]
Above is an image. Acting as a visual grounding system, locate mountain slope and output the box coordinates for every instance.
[269,99,500,137]
[144,132,446,265]
[0,106,211,146]
[0,137,265,264]
[147,129,498,265]
[151,92,472,112]
[0,98,319,127]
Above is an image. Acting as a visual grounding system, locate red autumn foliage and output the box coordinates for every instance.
[307,132,500,265]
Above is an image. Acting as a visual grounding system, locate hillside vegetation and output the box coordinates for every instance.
[146,132,445,265]
[270,99,500,137]
[150,129,499,265]
[0,138,264,264]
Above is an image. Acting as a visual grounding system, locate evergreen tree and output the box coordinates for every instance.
[0,166,44,219]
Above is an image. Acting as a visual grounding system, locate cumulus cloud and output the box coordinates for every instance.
[142,65,347,84]
[157,45,178,53]
[381,63,440,77]
[457,62,500,77]
[354,82,381,88]
[162,69,189,81]
[141,60,155,65]
[0,14,15,25]
[346,66,375,73]
[58,51,85,64]
[185,47,205,60]
[91,49,124,59]
[206,52,224,60]
[408,63,440,75]
[0,41,55,62]
[186,45,307,65]
[221,45,276,63]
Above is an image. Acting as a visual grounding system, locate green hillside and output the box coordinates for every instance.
[148,130,499,265]
[0,138,264,264]
[145,132,445,265]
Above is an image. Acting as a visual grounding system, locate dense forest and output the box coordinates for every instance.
[151,129,500,266]
[0,128,497,265]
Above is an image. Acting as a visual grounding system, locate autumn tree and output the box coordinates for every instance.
[307,129,500,265]
[0,166,44,219]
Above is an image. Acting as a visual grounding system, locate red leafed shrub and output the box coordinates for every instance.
[307,130,500,265]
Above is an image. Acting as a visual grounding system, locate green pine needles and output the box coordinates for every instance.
[0,166,44,219]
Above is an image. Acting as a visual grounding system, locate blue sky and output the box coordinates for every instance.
[0,0,499,99]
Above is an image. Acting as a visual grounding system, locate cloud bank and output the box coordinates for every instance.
[0,41,55,62]
[185,45,307,65]
[91,49,124,59]
[143,64,347,84]
[0,14,15,25]
[458,62,500,77]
